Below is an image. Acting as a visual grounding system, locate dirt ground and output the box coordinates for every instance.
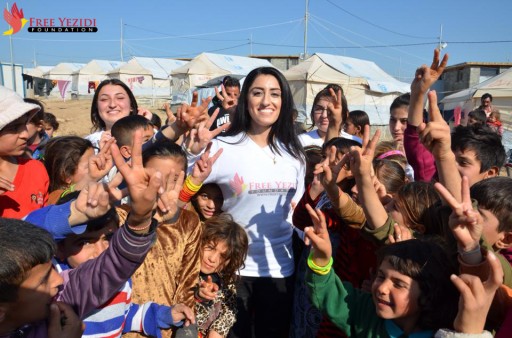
[39,98,167,137]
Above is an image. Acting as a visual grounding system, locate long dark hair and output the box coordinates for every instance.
[90,79,138,132]
[224,67,304,162]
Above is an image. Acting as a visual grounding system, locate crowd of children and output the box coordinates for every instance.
[0,48,511,338]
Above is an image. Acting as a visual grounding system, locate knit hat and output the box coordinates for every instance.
[0,85,40,131]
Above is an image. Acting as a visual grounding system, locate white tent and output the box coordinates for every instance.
[24,66,53,78]
[171,53,273,103]
[441,67,512,127]
[108,57,186,99]
[71,60,125,96]
[283,53,410,124]
[44,63,85,99]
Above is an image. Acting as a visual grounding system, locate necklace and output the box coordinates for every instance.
[247,133,277,164]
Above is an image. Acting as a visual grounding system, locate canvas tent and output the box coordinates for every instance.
[107,57,186,100]
[72,60,125,96]
[171,53,273,103]
[441,67,512,128]
[44,63,85,99]
[283,53,409,124]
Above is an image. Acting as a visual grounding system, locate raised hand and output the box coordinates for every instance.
[304,204,332,267]
[451,251,503,334]
[190,142,223,184]
[418,90,452,159]
[198,275,220,301]
[163,102,176,125]
[176,92,211,130]
[388,223,413,244]
[327,88,344,128]
[98,131,113,151]
[137,107,154,121]
[47,302,84,338]
[88,137,116,181]
[215,84,238,110]
[111,129,161,227]
[154,170,185,223]
[186,108,230,155]
[435,176,482,252]
[350,125,381,178]
[411,49,449,95]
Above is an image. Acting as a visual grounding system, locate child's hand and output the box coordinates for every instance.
[0,175,14,194]
[111,130,161,227]
[137,107,153,121]
[418,90,452,160]
[349,125,381,179]
[388,223,413,244]
[410,49,448,96]
[163,102,176,125]
[215,84,238,110]
[154,170,185,223]
[451,251,503,334]
[198,275,220,301]
[176,92,211,130]
[88,137,115,181]
[304,204,332,267]
[190,142,223,185]
[308,174,325,201]
[326,88,344,127]
[47,302,84,338]
[170,303,196,327]
[316,145,350,194]
[185,108,230,155]
[435,176,482,252]
[98,131,112,151]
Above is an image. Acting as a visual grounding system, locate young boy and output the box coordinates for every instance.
[23,98,50,160]
[42,112,59,137]
[0,86,49,218]
[111,115,155,161]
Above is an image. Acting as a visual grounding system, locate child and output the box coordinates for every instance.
[111,114,155,160]
[467,109,487,126]
[487,109,504,136]
[193,214,249,337]
[0,86,49,218]
[343,110,369,141]
[304,204,459,336]
[190,183,224,222]
[43,136,114,205]
[23,98,50,160]
[43,111,59,137]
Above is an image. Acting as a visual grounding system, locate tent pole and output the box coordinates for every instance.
[303,0,309,59]
[120,19,124,62]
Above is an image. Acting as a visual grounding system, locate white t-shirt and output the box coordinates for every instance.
[298,129,363,148]
[191,133,305,278]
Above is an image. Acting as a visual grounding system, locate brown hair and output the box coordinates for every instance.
[394,182,440,233]
[201,214,248,284]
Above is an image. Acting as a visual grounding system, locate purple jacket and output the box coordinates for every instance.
[404,123,437,182]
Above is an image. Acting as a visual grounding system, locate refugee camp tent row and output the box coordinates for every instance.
[72,60,125,96]
[441,67,512,128]
[107,57,187,104]
[283,53,410,125]
[171,53,274,104]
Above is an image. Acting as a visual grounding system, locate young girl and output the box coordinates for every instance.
[0,86,49,218]
[194,214,249,337]
[304,204,459,336]
[43,136,113,204]
[190,183,224,222]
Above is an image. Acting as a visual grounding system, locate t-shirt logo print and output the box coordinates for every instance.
[229,173,246,197]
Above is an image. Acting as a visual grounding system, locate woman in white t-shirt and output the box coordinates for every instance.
[189,67,305,337]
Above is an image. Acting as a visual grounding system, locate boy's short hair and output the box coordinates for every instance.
[467,109,487,125]
[111,115,152,148]
[149,113,162,130]
[142,139,188,173]
[323,137,361,153]
[23,98,45,124]
[347,110,370,129]
[222,76,241,89]
[470,176,512,233]
[43,112,60,130]
[0,218,56,302]
[0,86,40,130]
[451,124,506,172]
